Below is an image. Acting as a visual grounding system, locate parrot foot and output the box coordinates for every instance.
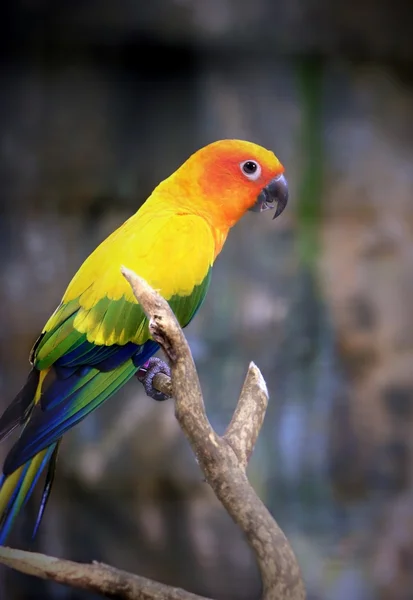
[136,357,171,401]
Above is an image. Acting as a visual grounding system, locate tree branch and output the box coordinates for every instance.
[0,548,212,600]
[122,267,305,600]
[223,363,269,471]
[150,372,173,398]
[0,267,306,600]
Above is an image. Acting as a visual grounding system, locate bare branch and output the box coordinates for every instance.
[151,372,173,398]
[223,361,269,470]
[121,267,220,454]
[0,547,212,600]
[121,267,305,600]
[0,267,306,600]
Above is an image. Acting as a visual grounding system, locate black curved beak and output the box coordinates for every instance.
[250,174,289,219]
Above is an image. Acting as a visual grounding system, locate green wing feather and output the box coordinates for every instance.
[4,269,211,472]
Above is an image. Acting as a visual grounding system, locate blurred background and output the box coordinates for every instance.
[1,1,413,598]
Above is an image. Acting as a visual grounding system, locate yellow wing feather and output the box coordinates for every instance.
[44,209,215,347]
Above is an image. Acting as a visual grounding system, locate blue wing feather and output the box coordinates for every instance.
[0,271,211,543]
[4,340,159,475]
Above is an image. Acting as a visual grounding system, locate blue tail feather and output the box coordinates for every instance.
[0,463,31,545]
[0,337,160,544]
[32,442,60,540]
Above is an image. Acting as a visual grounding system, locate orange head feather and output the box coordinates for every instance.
[162,139,288,231]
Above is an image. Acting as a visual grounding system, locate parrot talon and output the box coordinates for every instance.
[136,357,171,401]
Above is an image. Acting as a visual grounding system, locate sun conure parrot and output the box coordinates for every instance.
[0,139,288,544]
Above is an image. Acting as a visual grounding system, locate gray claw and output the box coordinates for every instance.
[136,357,171,401]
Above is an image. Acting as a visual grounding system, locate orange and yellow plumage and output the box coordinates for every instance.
[0,139,287,543]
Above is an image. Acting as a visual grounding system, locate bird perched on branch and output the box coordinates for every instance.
[0,139,288,543]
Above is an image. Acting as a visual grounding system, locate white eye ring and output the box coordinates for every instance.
[240,160,262,181]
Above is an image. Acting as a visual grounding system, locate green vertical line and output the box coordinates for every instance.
[296,57,324,268]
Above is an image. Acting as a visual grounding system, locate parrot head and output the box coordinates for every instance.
[170,139,288,229]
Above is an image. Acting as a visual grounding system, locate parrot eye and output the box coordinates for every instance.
[240,160,261,181]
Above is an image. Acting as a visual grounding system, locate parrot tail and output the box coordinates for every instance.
[0,442,59,544]
[0,368,60,544]
[0,342,157,544]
